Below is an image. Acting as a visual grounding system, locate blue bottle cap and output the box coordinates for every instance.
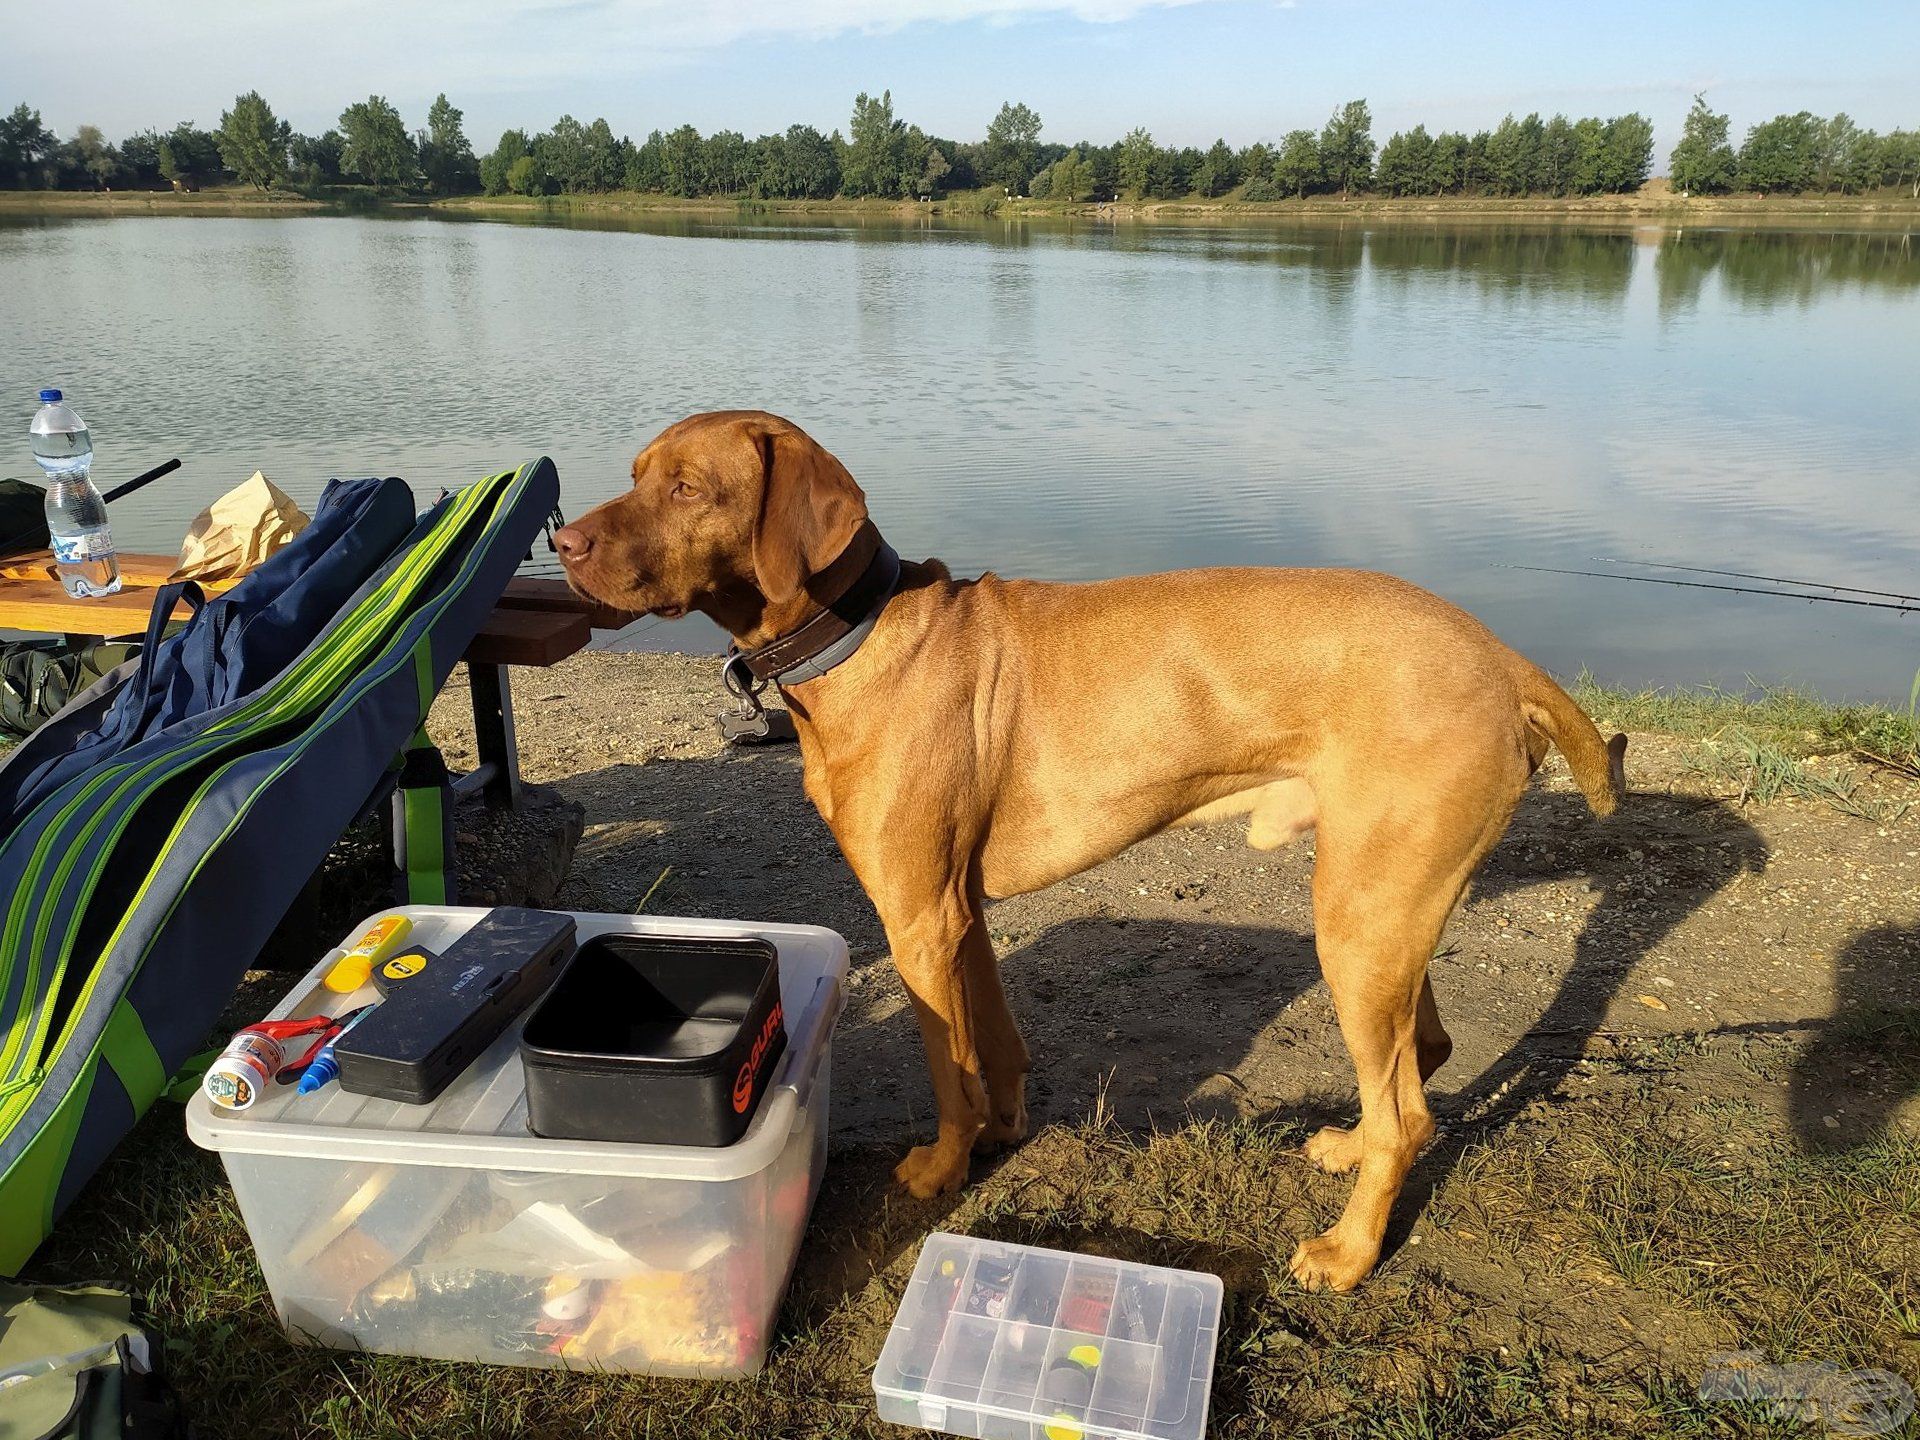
[38,389,62,403]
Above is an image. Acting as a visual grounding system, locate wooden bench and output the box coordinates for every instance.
[0,552,628,809]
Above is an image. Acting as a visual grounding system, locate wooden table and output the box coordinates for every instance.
[0,550,628,809]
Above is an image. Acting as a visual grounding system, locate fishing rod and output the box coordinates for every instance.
[102,457,181,505]
[1499,564,1920,615]
[1593,556,1920,606]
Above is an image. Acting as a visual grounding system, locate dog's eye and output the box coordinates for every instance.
[670,480,699,501]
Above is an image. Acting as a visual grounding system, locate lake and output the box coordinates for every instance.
[2,210,1916,699]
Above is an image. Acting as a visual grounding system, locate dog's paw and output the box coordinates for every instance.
[1303,1124,1364,1174]
[894,1142,970,1199]
[1288,1230,1376,1293]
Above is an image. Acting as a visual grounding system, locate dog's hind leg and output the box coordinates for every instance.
[1304,973,1451,1177]
[1289,770,1517,1291]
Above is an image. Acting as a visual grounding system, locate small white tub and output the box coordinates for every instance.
[186,906,846,1378]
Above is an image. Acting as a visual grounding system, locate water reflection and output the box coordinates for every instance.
[1655,227,1919,312]
[0,210,1915,699]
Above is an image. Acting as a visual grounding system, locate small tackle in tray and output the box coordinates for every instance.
[874,1233,1224,1440]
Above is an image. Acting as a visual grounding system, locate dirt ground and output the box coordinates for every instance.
[431,652,1920,1163]
[27,649,1920,1438]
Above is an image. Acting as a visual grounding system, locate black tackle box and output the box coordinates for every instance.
[520,932,788,1146]
[336,907,577,1104]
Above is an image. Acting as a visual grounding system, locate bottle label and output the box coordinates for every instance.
[51,527,116,564]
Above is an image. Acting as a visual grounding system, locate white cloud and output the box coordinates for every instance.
[13,0,1218,131]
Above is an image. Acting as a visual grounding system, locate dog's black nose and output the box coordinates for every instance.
[553,525,592,562]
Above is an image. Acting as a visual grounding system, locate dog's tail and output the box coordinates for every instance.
[1513,660,1628,817]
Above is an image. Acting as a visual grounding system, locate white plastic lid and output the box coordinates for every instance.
[186,908,848,1183]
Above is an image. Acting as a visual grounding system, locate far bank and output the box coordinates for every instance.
[4,185,1917,227]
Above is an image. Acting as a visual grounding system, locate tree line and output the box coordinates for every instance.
[2,91,1915,203]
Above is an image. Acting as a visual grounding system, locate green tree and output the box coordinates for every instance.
[1882,130,1920,198]
[1569,116,1607,194]
[157,122,222,189]
[798,124,843,197]
[1193,137,1238,197]
[290,130,344,186]
[1486,113,1542,195]
[1429,130,1468,192]
[1815,112,1860,192]
[1374,124,1436,196]
[1668,94,1736,194]
[1272,128,1321,197]
[661,124,705,196]
[118,129,165,187]
[1318,99,1373,196]
[917,142,951,198]
[1738,111,1823,193]
[1538,114,1576,195]
[1599,112,1654,192]
[216,91,290,189]
[625,131,667,192]
[0,103,53,187]
[535,116,623,193]
[1839,129,1884,194]
[1048,147,1094,202]
[1146,144,1194,199]
[703,129,751,193]
[479,128,530,195]
[1462,129,1492,191]
[842,91,908,198]
[984,100,1043,194]
[420,93,478,195]
[1117,127,1155,197]
[505,154,542,196]
[338,95,415,186]
[70,125,120,189]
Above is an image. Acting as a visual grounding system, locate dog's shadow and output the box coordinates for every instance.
[557,746,1769,1292]
[1788,920,1920,1154]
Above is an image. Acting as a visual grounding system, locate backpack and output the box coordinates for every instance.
[0,641,140,740]
[0,1281,186,1439]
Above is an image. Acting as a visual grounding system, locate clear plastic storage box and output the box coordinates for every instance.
[186,907,846,1377]
[873,1233,1223,1440]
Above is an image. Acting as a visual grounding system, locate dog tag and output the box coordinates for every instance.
[718,707,797,745]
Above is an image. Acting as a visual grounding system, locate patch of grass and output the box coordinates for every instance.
[1683,729,1910,821]
[25,1017,1920,1440]
[1571,671,1920,773]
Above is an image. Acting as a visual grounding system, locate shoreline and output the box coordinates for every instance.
[4,186,1916,227]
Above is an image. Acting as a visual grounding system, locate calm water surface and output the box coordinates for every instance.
[1,211,1915,698]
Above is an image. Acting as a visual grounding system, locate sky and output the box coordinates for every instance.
[5,0,1916,161]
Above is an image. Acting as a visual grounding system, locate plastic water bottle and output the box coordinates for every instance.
[30,388,120,598]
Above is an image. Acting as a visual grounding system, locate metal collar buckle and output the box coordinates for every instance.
[718,650,793,745]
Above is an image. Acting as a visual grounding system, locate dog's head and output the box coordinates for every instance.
[554,411,868,626]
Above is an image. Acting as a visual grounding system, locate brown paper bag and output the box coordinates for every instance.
[170,472,310,583]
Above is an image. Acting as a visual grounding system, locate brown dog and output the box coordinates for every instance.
[555,411,1625,1291]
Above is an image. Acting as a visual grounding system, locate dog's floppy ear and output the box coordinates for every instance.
[749,422,868,604]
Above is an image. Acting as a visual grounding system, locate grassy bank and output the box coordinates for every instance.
[9,183,1914,226]
[0,186,331,215]
[1572,675,1920,770]
[435,184,1920,226]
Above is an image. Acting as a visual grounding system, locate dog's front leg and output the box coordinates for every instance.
[881,889,991,1199]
